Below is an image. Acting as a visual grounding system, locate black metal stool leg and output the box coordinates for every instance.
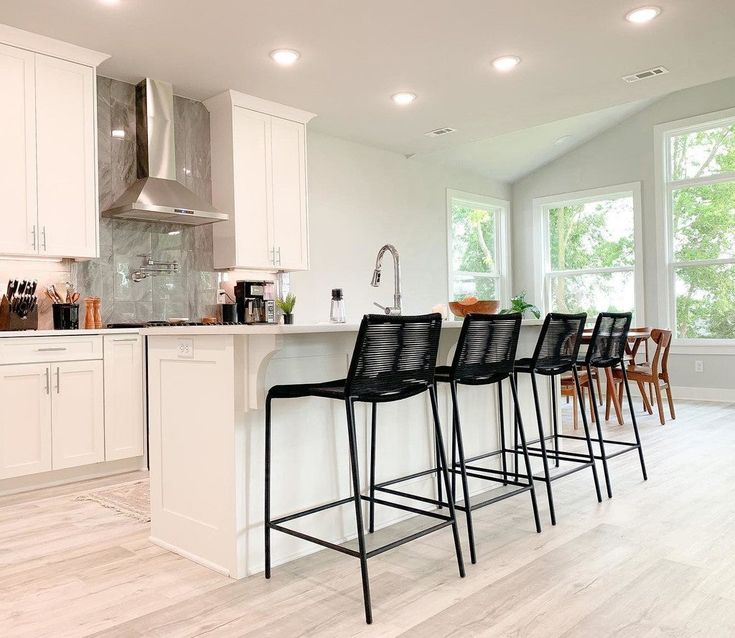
[345,398,373,624]
[510,376,542,534]
[451,395,457,501]
[587,363,612,498]
[450,381,476,565]
[264,396,272,579]
[498,380,508,485]
[530,372,556,525]
[622,364,648,481]
[572,366,603,504]
[429,386,466,578]
[513,370,520,481]
[435,427,443,509]
[551,376,560,468]
[368,402,377,533]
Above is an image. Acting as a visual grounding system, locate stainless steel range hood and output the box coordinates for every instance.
[102,79,227,226]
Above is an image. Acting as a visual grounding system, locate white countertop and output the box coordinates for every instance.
[142,318,545,336]
[0,327,141,338]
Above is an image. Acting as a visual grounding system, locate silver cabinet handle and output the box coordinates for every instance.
[270,246,276,265]
[112,337,138,342]
[276,247,281,266]
[36,347,67,352]
[41,226,47,251]
[31,225,37,251]
[45,367,50,395]
[55,367,60,394]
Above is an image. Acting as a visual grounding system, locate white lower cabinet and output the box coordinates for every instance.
[103,335,145,461]
[0,363,52,480]
[0,332,145,484]
[50,360,104,470]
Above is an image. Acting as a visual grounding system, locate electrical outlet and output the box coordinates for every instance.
[694,360,704,373]
[177,339,193,358]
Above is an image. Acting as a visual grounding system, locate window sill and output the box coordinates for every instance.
[671,340,735,355]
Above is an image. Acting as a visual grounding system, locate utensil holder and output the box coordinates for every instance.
[0,295,39,331]
[52,303,80,330]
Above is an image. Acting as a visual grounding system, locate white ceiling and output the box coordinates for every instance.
[418,98,655,182]
[2,0,734,181]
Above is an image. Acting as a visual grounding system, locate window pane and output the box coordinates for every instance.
[669,122,735,181]
[451,202,498,275]
[674,264,735,339]
[452,275,498,301]
[548,196,634,271]
[672,181,735,261]
[548,271,635,317]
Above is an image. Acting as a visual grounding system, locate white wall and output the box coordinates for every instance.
[290,132,510,324]
[511,76,735,392]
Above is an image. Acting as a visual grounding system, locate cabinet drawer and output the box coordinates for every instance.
[0,336,103,365]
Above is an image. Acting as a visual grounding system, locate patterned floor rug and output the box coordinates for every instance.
[75,479,150,522]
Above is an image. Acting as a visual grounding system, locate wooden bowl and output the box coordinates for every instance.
[448,299,501,318]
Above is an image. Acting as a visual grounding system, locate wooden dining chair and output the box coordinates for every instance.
[614,329,675,425]
[560,370,596,430]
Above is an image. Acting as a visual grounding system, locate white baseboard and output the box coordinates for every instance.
[672,386,735,402]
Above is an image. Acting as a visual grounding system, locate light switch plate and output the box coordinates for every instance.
[177,339,193,358]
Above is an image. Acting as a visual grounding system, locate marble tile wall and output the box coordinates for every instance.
[73,77,218,325]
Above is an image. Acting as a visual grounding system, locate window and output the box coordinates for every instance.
[535,184,643,320]
[447,190,510,303]
[657,110,735,341]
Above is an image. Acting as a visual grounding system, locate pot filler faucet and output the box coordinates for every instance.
[370,244,402,315]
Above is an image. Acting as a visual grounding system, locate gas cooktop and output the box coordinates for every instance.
[106,321,246,329]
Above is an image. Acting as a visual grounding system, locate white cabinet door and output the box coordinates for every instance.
[270,117,309,271]
[35,55,97,259]
[0,44,37,257]
[232,107,274,269]
[103,335,145,461]
[0,364,52,479]
[51,360,104,470]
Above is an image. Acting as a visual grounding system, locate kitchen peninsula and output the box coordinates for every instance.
[143,319,549,578]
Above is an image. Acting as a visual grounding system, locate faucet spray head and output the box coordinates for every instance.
[370,269,382,287]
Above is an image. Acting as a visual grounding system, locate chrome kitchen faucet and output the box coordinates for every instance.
[370,244,402,315]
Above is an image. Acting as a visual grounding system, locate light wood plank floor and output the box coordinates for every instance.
[2,400,735,637]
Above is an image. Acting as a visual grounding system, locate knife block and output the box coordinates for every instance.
[0,295,39,331]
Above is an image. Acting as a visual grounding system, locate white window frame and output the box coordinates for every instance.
[532,182,645,322]
[654,107,735,350]
[446,189,511,306]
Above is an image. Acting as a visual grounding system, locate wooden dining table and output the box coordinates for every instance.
[581,327,652,425]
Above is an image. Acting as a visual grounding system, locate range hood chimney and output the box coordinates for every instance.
[102,79,227,225]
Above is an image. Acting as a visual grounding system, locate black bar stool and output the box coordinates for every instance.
[514,312,602,525]
[431,312,542,565]
[562,312,648,497]
[264,313,465,625]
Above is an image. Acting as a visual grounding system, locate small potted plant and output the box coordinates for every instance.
[276,293,296,324]
[500,291,541,319]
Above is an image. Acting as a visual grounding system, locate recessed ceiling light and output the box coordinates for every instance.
[391,92,417,106]
[111,129,125,139]
[269,49,300,66]
[99,0,120,5]
[554,135,572,145]
[625,6,661,23]
[492,56,521,72]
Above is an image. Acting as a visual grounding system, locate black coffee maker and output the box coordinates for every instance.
[234,281,276,324]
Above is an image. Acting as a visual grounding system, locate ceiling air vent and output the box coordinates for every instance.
[622,66,669,83]
[424,127,457,138]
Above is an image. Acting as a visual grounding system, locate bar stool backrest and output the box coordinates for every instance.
[450,312,522,385]
[345,313,443,402]
[530,312,587,374]
[584,312,632,368]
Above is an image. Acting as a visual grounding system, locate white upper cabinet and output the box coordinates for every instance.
[0,25,108,260]
[205,90,316,271]
[35,56,97,259]
[0,43,36,256]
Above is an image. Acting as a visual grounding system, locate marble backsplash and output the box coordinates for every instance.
[72,76,218,325]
